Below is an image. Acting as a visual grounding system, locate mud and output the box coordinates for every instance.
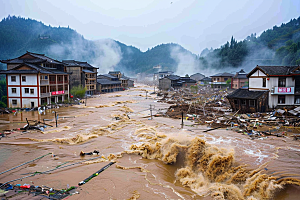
[0,84,300,200]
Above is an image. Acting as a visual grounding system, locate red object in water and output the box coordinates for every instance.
[20,185,31,189]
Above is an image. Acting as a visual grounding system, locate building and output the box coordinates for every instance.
[97,74,123,93]
[108,71,134,89]
[0,52,69,108]
[199,77,212,85]
[227,65,300,113]
[210,72,234,88]
[158,75,196,91]
[63,60,98,95]
[190,73,205,82]
[231,69,248,89]
[153,71,174,85]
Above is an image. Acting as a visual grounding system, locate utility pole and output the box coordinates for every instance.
[54,111,58,127]
[146,91,148,99]
[85,95,87,106]
[150,105,153,120]
[181,111,184,129]
[154,86,155,93]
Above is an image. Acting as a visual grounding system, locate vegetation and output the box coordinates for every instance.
[0,76,7,107]
[70,85,86,98]
[201,17,300,69]
[0,15,299,76]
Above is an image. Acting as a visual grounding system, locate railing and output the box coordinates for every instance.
[40,92,50,97]
[40,80,49,85]
[50,81,56,84]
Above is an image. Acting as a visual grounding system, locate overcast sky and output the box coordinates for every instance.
[1,0,300,54]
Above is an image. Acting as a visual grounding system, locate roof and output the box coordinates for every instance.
[82,69,96,74]
[165,75,180,81]
[0,63,68,75]
[97,78,121,85]
[247,65,300,77]
[200,77,212,81]
[180,77,197,83]
[1,51,63,65]
[226,88,267,99]
[210,72,234,77]
[98,74,117,79]
[62,60,98,69]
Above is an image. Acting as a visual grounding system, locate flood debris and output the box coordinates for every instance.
[0,183,78,200]
[78,162,115,186]
[80,150,100,156]
[156,87,300,141]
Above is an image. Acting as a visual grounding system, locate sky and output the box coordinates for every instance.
[1,0,300,54]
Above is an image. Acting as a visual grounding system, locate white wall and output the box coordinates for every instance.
[8,98,21,108]
[7,74,20,85]
[8,87,20,97]
[22,98,38,108]
[22,87,38,97]
[21,74,37,85]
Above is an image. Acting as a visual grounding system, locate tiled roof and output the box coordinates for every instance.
[97,78,121,85]
[98,74,117,79]
[1,52,62,65]
[210,72,234,77]
[226,88,267,99]
[247,65,300,77]
[82,69,96,74]
[62,60,98,69]
[165,75,180,80]
[0,63,67,75]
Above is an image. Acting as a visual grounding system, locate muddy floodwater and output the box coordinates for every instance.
[1,84,300,200]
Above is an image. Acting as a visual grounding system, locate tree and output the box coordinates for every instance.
[70,85,86,98]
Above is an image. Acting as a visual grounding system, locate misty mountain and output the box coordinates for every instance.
[0,15,198,76]
[201,16,300,71]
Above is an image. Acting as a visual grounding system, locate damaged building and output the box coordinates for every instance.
[227,65,300,113]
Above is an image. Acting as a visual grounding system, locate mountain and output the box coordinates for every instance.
[201,17,300,71]
[0,15,198,75]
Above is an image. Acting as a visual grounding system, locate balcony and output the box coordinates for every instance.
[271,87,294,94]
[40,80,49,85]
[40,92,50,97]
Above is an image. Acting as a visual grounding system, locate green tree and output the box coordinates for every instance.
[70,85,86,98]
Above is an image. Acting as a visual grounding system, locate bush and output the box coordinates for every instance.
[70,85,86,98]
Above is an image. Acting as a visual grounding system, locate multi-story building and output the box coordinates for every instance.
[231,69,248,89]
[227,65,300,113]
[97,74,122,93]
[0,52,69,108]
[63,60,98,95]
[210,72,234,88]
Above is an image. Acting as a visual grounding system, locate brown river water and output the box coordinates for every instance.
[0,84,300,200]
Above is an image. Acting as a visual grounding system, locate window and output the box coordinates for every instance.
[12,100,17,105]
[241,99,246,105]
[30,89,34,94]
[22,76,26,82]
[224,78,228,81]
[44,75,48,80]
[262,78,266,87]
[278,95,285,104]
[295,96,300,104]
[278,77,286,87]
[249,100,255,106]
[11,88,16,93]
[11,76,16,82]
[25,88,29,93]
[234,99,238,105]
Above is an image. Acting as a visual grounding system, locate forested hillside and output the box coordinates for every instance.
[0,15,196,75]
[201,17,300,70]
[1,15,300,75]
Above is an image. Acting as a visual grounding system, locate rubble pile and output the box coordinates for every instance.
[158,87,300,141]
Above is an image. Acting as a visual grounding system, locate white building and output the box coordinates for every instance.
[248,65,300,108]
[1,52,69,108]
